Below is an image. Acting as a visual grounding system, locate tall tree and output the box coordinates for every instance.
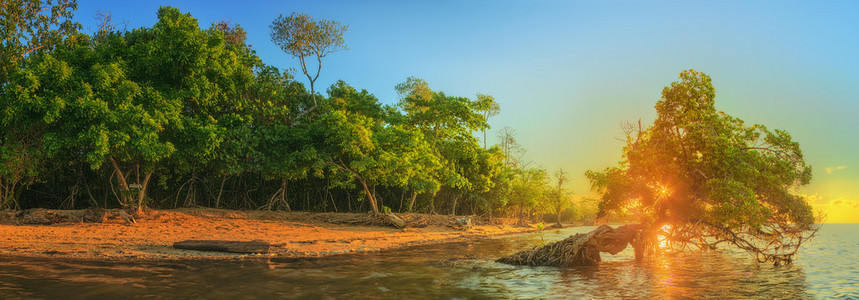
[270,12,347,119]
[496,127,525,168]
[547,168,572,225]
[586,70,818,265]
[476,93,500,148]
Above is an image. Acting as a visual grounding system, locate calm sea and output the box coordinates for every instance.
[0,224,856,299]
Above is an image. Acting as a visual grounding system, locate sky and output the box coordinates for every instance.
[73,0,859,223]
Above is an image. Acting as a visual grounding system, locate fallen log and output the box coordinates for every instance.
[381,211,406,229]
[450,217,473,230]
[83,208,107,223]
[173,240,271,254]
[496,224,640,267]
[15,209,62,225]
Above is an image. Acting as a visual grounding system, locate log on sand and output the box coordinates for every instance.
[380,211,406,229]
[173,240,271,254]
[496,224,640,267]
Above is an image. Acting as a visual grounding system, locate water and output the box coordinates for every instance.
[0,224,856,299]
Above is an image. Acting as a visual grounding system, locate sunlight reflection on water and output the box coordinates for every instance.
[0,224,856,299]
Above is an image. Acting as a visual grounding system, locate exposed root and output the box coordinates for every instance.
[496,224,640,267]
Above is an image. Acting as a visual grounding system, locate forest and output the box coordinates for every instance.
[0,3,596,224]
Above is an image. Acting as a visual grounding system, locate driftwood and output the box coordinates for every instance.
[82,208,135,224]
[380,211,406,229]
[173,240,271,254]
[497,224,640,267]
[15,209,62,225]
[451,217,473,230]
[83,208,107,223]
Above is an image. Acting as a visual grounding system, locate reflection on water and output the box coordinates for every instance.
[0,225,856,299]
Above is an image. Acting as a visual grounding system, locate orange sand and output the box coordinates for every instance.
[0,208,536,261]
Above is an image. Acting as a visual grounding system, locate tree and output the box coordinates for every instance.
[246,66,316,211]
[145,8,260,208]
[0,139,42,209]
[395,77,490,214]
[0,0,78,210]
[547,168,572,225]
[315,81,438,214]
[479,150,514,219]
[3,7,267,211]
[16,39,179,210]
[496,127,525,168]
[508,167,546,223]
[586,70,819,265]
[571,197,599,224]
[476,93,500,148]
[270,12,347,119]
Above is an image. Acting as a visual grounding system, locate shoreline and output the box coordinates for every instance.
[0,208,540,263]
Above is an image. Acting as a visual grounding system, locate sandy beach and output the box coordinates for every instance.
[0,208,538,262]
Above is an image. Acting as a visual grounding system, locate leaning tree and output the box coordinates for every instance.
[585,69,819,265]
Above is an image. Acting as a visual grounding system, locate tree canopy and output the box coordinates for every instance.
[0,0,78,83]
[270,12,347,111]
[586,70,819,265]
[0,4,592,226]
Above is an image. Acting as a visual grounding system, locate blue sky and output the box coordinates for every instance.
[74,0,859,221]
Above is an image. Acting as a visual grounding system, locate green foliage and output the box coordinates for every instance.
[509,168,547,219]
[395,77,505,215]
[314,81,439,214]
[0,6,565,223]
[0,139,43,209]
[0,0,78,83]
[544,168,573,224]
[270,12,347,107]
[0,0,79,209]
[586,70,817,264]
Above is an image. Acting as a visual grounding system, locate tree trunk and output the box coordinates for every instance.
[135,171,152,212]
[373,185,381,211]
[0,178,7,210]
[517,206,524,224]
[450,194,458,216]
[215,175,227,209]
[1,179,20,210]
[497,224,641,267]
[398,190,405,213]
[0,178,5,209]
[81,167,99,208]
[408,192,417,212]
[327,189,337,212]
[281,178,291,211]
[483,129,487,149]
[108,157,152,212]
[108,157,130,206]
[102,168,109,208]
[357,178,378,214]
[634,224,660,261]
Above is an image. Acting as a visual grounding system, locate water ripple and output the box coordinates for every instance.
[0,224,856,298]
